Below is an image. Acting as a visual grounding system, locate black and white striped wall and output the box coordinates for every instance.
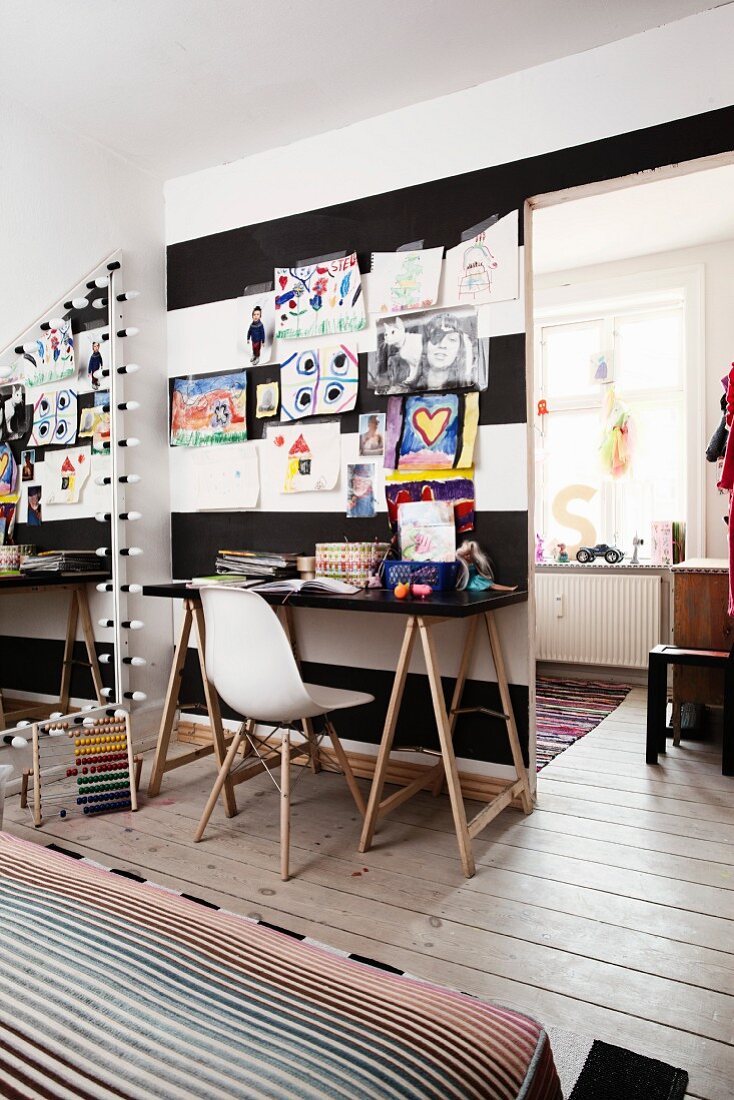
[166,103,734,776]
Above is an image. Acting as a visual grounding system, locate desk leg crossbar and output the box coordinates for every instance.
[358,612,533,878]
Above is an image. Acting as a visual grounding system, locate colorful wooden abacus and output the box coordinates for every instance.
[26,706,139,827]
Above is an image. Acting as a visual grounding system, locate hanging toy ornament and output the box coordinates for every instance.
[599,385,635,479]
[537,398,548,417]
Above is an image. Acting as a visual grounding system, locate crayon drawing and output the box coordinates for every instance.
[280,344,358,421]
[29,389,78,448]
[0,444,18,497]
[367,307,488,395]
[79,391,111,454]
[266,422,340,494]
[274,253,365,339]
[170,370,247,447]
[385,471,475,533]
[369,247,443,314]
[42,447,91,505]
[384,391,479,471]
[15,320,75,388]
[442,211,519,306]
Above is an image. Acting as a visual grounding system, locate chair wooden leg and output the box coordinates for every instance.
[281,729,291,881]
[194,724,247,842]
[325,718,366,815]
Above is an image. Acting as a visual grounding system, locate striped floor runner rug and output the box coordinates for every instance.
[536,678,632,771]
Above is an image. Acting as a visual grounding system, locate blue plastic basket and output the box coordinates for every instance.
[383,560,459,591]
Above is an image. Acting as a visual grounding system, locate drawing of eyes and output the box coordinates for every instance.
[54,390,75,444]
[322,380,346,407]
[328,349,349,375]
[33,395,55,444]
[294,386,314,415]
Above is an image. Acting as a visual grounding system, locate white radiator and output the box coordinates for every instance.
[536,573,662,669]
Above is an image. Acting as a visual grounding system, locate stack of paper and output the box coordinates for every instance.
[215,549,300,580]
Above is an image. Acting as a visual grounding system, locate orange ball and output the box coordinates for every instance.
[393,582,410,599]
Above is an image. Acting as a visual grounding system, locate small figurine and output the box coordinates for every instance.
[537,398,548,417]
[393,582,410,599]
[631,533,643,565]
[556,541,569,564]
[535,533,545,564]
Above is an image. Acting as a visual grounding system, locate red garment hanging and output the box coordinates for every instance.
[717,362,734,615]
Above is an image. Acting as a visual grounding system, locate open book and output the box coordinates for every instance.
[254,577,360,595]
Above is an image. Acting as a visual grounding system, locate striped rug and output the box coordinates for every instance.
[536,678,632,771]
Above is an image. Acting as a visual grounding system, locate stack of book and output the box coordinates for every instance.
[213,549,300,581]
[20,550,107,575]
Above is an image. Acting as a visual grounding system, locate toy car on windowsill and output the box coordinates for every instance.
[575,543,625,564]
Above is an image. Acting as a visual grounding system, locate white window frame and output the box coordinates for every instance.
[533,265,705,558]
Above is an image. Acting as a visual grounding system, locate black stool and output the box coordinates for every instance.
[646,644,734,775]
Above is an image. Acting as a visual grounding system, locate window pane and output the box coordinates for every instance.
[615,310,682,392]
[539,409,602,549]
[614,401,684,555]
[542,321,602,401]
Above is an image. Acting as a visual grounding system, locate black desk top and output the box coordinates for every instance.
[142,581,528,618]
[0,571,110,591]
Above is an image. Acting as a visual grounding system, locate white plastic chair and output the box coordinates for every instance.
[193,586,373,879]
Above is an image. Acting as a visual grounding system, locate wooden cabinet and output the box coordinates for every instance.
[673,559,732,707]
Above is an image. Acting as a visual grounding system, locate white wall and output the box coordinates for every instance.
[535,238,734,560]
[165,6,734,245]
[0,96,171,727]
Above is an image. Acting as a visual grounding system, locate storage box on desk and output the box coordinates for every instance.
[383,560,460,591]
[315,542,390,587]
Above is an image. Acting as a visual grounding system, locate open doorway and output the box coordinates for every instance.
[528,157,734,767]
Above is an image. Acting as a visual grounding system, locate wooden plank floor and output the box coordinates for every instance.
[5,686,733,1099]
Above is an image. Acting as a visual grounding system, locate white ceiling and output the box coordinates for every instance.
[532,161,734,273]
[0,0,726,180]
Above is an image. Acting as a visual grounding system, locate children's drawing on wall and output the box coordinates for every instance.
[236,292,276,367]
[441,211,519,306]
[21,449,34,482]
[346,462,377,518]
[280,344,358,420]
[0,496,18,543]
[77,328,107,392]
[42,447,91,505]
[170,370,247,447]
[359,413,385,456]
[255,381,279,419]
[29,389,78,448]
[369,247,443,314]
[0,443,18,497]
[398,500,456,562]
[384,391,479,471]
[191,443,260,510]
[27,485,42,526]
[385,471,475,533]
[0,383,31,440]
[15,321,75,388]
[274,253,365,339]
[79,392,111,454]
[368,307,488,395]
[266,421,340,494]
[591,353,610,384]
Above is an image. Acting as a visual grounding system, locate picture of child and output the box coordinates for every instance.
[247,306,266,365]
[88,340,104,389]
[27,485,42,526]
[21,449,34,481]
[359,413,385,456]
[346,462,377,519]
